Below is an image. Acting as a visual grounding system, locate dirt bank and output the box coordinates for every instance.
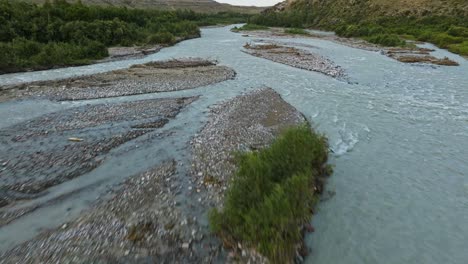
[98,45,164,63]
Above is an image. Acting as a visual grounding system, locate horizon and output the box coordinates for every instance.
[215,0,282,7]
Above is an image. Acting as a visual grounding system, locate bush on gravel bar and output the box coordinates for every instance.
[209,123,332,263]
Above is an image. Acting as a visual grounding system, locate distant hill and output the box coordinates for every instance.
[25,0,266,13]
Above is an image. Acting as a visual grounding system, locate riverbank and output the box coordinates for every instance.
[0,2,207,75]
[99,45,163,63]
[96,34,200,64]
[0,88,328,263]
[0,58,236,102]
[0,35,194,75]
[234,26,461,66]
[250,0,468,57]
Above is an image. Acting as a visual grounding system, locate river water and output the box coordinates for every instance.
[1,25,467,263]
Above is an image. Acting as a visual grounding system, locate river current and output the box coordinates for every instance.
[0,25,467,263]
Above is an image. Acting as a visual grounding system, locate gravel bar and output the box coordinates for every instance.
[0,97,197,208]
[243,42,346,79]
[190,87,306,261]
[0,58,236,102]
[0,162,203,263]
[0,87,308,263]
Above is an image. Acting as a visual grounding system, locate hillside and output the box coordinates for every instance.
[267,0,468,24]
[253,0,468,56]
[26,0,265,13]
[349,0,468,16]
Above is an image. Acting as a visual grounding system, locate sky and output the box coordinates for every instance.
[215,0,283,7]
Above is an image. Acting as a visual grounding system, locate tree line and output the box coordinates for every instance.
[0,0,249,73]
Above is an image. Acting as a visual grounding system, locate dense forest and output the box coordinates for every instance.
[250,0,468,55]
[0,0,249,73]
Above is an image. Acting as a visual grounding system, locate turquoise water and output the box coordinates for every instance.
[1,25,467,263]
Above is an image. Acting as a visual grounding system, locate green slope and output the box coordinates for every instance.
[275,0,468,19]
[252,0,468,55]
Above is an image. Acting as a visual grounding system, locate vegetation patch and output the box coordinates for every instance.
[447,41,468,56]
[363,34,406,47]
[209,124,332,263]
[284,28,310,35]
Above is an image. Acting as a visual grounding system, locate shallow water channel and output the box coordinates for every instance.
[1,25,467,263]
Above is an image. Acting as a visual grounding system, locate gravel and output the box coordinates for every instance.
[0,97,197,208]
[243,42,346,79]
[0,58,236,101]
[191,87,305,203]
[0,87,307,263]
[0,162,205,263]
[2,97,197,141]
[190,87,307,262]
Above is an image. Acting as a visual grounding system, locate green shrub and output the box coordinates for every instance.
[342,24,360,37]
[146,31,175,45]
[368,25,385,35]
[10,38,41,57]
[448,41,468,56]
[210,124,331,263]
[366,34,405,47]
[427,32,464,48]
[284,28,309,35]
[447,26,468,37]
[0,38,108,73]
[164,20,200,37]
[80,40,108,58]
